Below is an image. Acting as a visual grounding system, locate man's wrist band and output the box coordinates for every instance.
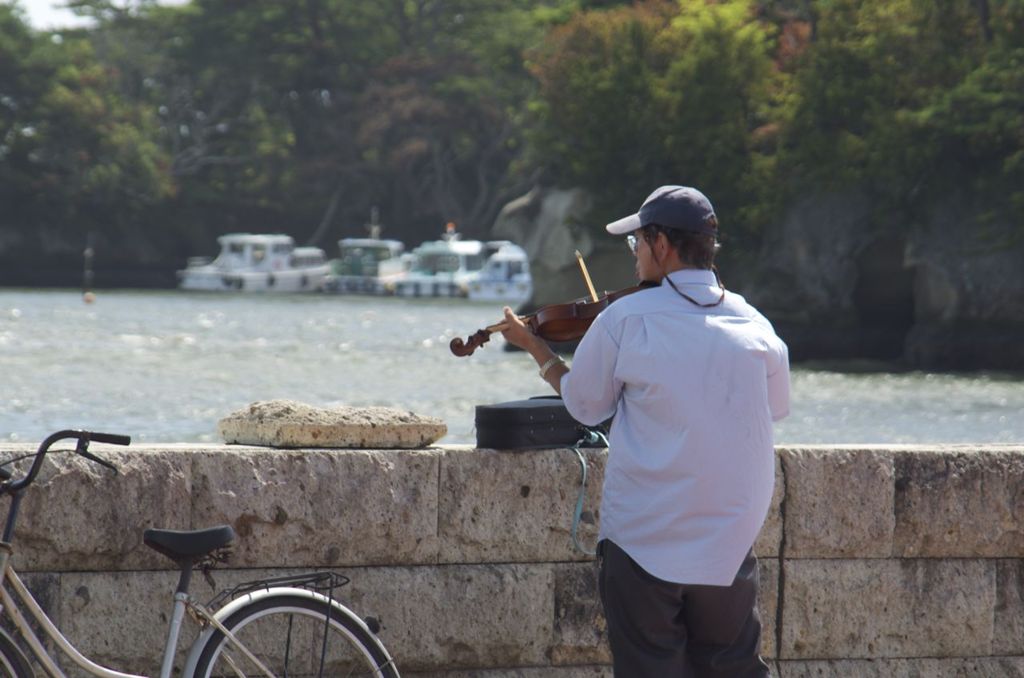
[538,355,565,379]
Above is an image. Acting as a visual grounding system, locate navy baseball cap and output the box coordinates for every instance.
[606,185,718,236]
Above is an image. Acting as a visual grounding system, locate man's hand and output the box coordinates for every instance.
[500,306,541,352]
[500,306,567,394]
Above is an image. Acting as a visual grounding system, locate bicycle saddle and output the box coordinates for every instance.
[143,525,236,563]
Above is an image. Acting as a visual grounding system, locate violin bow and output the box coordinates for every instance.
[574,250,600,302]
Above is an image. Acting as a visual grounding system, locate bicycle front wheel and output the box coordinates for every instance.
[190,594,398,678]
[0,628,33,678]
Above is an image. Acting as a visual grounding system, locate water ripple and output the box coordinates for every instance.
[2,289,1022,446]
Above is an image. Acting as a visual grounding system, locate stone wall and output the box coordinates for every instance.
[4,443,1024,676]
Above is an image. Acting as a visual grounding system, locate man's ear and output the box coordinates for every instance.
[654,231,670,259]
[657,231,669,252]
[655,231,682,271]
[649,231,667,272]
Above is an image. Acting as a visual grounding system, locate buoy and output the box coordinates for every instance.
[82,233,95,304]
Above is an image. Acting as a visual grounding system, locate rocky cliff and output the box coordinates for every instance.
[492,186,1024,371]
[492,187,637,309]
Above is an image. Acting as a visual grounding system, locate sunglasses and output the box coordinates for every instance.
[626,234,639,254]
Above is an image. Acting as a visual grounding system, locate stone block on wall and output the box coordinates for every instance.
[55,570,198,675]
[755,452,784,558]
[342,563,556,672]
[993,559,1024,656]
[781,447,894,558]
[759,558,779,660]
[17,572,61,625]
[13,450,191,571]
[190,447,440,567]
[781,559,995,659]
[894,447,1024,557]
[551,562,609,666]
[779,657,1024,677]
[439,448,604,564]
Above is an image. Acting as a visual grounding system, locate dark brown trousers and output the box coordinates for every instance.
[598,539,770,678]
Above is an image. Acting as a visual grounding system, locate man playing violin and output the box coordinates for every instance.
[501,185,790,677]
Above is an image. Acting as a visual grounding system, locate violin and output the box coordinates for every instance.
[449,280,658,357]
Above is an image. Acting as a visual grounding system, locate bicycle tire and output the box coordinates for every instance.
[190,593,398,678]
[0,629,33,678]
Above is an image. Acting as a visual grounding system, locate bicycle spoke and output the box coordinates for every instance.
[195,597,394,678]
[283,613,293,678]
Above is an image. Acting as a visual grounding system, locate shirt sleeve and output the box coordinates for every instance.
[766,338,791,421]
[560,313,621,426]
[746,306,791,422]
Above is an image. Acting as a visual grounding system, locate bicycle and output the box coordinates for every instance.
[0,429,400,678]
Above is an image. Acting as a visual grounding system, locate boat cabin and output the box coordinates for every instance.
[206,234,323,271]
[411,239,486,276]
[333,238,405,277]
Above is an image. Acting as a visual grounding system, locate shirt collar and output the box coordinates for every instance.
[663,268,717,286]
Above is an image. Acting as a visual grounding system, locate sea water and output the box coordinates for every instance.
[2,289,1021,446]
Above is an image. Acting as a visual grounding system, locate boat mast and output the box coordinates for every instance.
[367,206,382,240]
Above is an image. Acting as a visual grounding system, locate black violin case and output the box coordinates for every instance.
[474,396,608,450]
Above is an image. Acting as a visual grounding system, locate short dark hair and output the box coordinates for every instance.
[641,224,720,270]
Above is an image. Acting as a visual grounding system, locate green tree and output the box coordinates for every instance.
[356,1,558,238]
[780,0,1024,231]
[527,0,783,240]
[527,3,677,209]
[0,4,172,270]
[659,0,784,233]
[78,0,563,249]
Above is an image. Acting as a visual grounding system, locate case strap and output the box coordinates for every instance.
[568,429,609,557]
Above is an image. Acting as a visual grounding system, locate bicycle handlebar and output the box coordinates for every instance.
[3,430,131,494]
[88,432,131,446]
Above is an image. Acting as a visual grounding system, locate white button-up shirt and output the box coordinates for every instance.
[560,269,790,586]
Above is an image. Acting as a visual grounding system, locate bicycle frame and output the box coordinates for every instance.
[0,542,358,678]
[0,431,396,678]
[0,542,282,678]
[0,542,150,678]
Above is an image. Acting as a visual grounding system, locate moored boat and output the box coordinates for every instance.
[177,233,329,293]
[465,241,533,303]
[323,237,408,294]
[391,226,532,305]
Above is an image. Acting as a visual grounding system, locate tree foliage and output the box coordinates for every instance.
[1,3,172,264]
[780,0,1024,228]
[528,0,783,241]
[0,0,1021,283]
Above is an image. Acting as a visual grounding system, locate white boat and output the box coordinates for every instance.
[323,237,408,294]
[177,233,329,293]
[392,227,532,305]
[466,241,533,303]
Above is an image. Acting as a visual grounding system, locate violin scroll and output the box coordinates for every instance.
[450,329,494,357]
